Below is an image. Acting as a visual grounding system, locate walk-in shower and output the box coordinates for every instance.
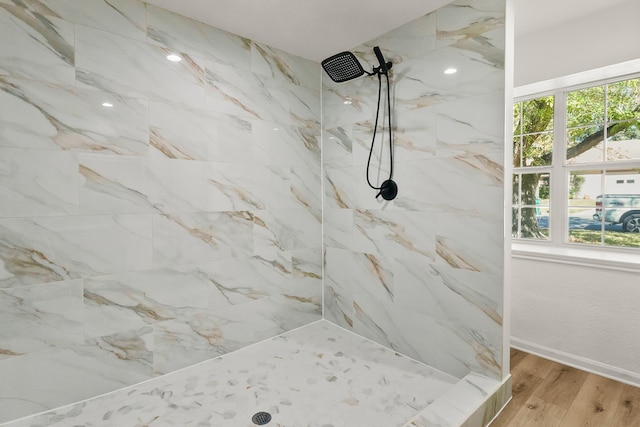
[322,46,398,201]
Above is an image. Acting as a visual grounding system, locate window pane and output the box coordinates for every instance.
[513,173,550,240]
[567,126,604,163]
[512,208,549,240]
[512,174,520,204]
[567,171,602,247]
[511,207,519,237]
[522,132,553,166]
[607,78,640,122]
[604,227,640,248]
[568,170,601,203]
[520,173,549,205]
[567,85,604,128]
[606,120,640,161]
[513,136,522,167]
[567,208,603,246]
[605,169,640,199]
[522,96,554,133]
[601,170,640,247]
[513,102,522,135]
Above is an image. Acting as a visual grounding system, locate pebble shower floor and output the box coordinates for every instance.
[3,321,462,427]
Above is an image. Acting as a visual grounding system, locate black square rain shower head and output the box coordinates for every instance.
[321,51,366,83]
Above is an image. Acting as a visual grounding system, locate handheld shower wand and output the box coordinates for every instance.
[321,46,398,201]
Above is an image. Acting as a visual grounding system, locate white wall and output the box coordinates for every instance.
[511,258,640,386]
[515,0,640,86]
[512,0,640,386]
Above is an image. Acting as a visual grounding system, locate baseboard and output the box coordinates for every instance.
[511,337,640,388]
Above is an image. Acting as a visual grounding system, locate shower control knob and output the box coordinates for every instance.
[376,179,398,201]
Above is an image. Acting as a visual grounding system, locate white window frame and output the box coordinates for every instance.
[512,59,640,271]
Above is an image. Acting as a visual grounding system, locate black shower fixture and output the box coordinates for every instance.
[321,46,397,201]
[321,47,393,82]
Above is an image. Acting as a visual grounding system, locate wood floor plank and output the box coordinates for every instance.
[489,370,545,426]
[532,363,589,410]
[561,374,625,426]
[610,383,640,426]
[510,395,566,427]
[510,347,528,368]
[512,352,557,379]
[490,349,640,427]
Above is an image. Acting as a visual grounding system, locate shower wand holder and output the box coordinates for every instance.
[372,61,393,76]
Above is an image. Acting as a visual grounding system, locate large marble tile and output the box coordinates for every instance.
[322,76,379,129]
[435,212,503,275]
[75,25,206,108]
[323,208,353,250]
[393,45,504,112]
[4,0,147,41]
[149,101,252,162]
[394,255,501,322]
[0,148,78,217]
[199,255,292,304]
[289,84,321,129]
[436,0,505,56]
[324,247,394,308]
[83,266,212,339]
[433,316,502,379]
[350,118,395,167]
[0,327,154,423]
[3,321,458,427]
[252,121,319,169]
[392,104,438,162]
[351,287,437,364]
[323,126,353,168]
[0,280,83,360]
[204,60,291,124]
[290,166,322,217]
[324,164,395,211]
[79,154,154,215]
[0,77,149,154]
[251,42,320,89]
[206,163,291,211]
[352,210,436,261]
[253,209,321,259]
[393,257,503,378]
[392,156,503,214]
[153,295,320,375]
[357,12,438,66]
[152,211,253,267]
[291,247,322,282]
[147,4,251,71]
[0,4,74,85]
[0,215,153,288]
[437,90,505,157]
[147,158,209,213]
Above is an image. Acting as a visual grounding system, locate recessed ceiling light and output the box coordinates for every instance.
[166,54,182,62]
[444,67,458,75]
[343,97,353,105]
[101,102,114,108]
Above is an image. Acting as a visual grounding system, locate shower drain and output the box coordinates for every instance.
[252,411,272,425]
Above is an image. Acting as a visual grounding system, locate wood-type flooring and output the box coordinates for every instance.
[490,348,640,426]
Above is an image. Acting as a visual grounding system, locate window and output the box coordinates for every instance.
[513,75,640,250]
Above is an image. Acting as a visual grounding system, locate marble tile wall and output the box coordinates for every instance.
[0,0,321,422]
[322,0,506,381]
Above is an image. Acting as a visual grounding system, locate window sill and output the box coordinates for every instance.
[511,242,640,273]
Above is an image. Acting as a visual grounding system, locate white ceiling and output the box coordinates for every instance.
[144,0,452,61]
[143,0,627,62]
